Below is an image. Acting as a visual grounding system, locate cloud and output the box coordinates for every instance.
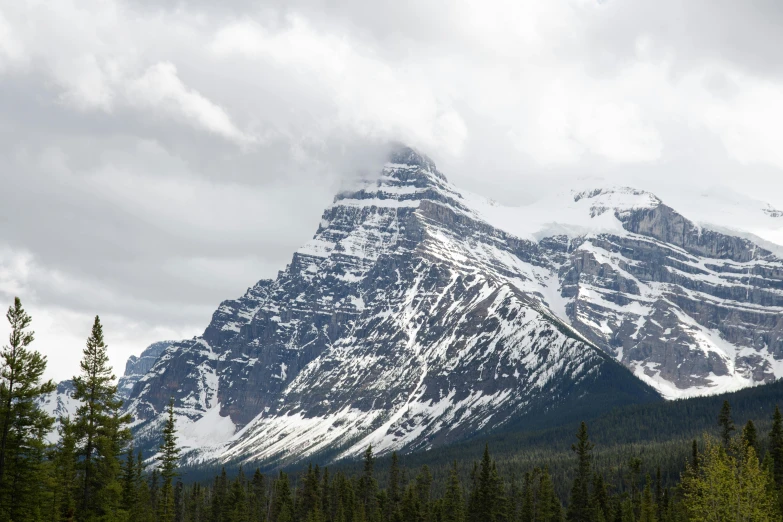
[1,0,783,381]
[210,15,468,155]
[127,62,258,145]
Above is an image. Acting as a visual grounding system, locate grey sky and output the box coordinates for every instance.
[2,0,783,381]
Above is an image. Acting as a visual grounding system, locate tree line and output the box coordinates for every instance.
[3,296,783,521]
[0,297,179,521]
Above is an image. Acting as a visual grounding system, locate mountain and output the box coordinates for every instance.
[113,146,782,467]
[118,340,173,400]
[39,379,79,443]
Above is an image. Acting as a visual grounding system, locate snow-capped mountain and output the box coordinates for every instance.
[39,380,79,443]
[116,146,782,466]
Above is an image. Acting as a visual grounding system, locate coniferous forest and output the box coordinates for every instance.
[4,296,783,521]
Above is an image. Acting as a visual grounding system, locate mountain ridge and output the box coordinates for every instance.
[47,145,783,468]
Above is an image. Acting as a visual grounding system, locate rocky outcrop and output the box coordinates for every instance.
[118,341,173,400]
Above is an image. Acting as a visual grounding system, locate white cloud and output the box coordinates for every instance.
[0,11,26,71]
[210,15,468,155]
[127,62,257,145]
[701,73,783,171]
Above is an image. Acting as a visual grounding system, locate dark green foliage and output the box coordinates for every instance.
[718,399,735,449]
[566,422,593,522]
[357,445,379,521]
[158,399,181,521]
[442,462,465,522]
[72,315,131,518]
[0,297,56,520]
[770,405,783,489]
[743,420,758,452]
[467,445,507,522]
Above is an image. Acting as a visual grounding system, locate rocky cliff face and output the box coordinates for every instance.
[118,341,173,400]
[117,146,783,466]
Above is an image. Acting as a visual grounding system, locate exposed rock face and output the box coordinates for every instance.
[118,341,173,400]
[122,148,660,465]
[119,146,783,465]
[564,202,783,396]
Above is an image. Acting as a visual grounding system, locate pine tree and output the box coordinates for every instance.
[627,457,642,515]
[770,406,783,489]
[72,315,129,518]
[742,419,758,452]
[249,468,267,522]
[0,297,56,518]
[149,469,160,520]
[718,400,735,449]
[682,435,778,520]
[158,399,181,522]
[521,471,534,522]
[211,467,228,522]
[358,445,379,520]
[567,422,594,522]
[401,483,422,522]
[591,473,611,522]
[174,480,185,522]
[638,476,656,522]
[135,451,154,522]
[387,452,402,522]
[469,445,506,522]
[297,463,321,521]
[121,445,138,512]
[467,461,480,522]
[442,461,465,522]
[52,417,78,521]
[415,465,433,519]
[228,471,249,522]
[271,471,294,522]
[538,468,562,522]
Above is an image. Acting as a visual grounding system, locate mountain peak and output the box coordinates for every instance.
[387,144,447,182]
[572,187,661,218]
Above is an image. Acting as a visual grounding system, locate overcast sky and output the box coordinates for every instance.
[2,0,783,382]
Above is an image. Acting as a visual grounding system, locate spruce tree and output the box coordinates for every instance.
[358,445,379,520]
[249,468,267,522]
[718,400,735,449]
[638,476,656,522]
[538,467,562,522]
[72,315,129,518]
[743,420,758,451]
[415,465,433,518]
[271,471,294,522]
[228,472,249,522]
[770,406,783,489]
[121,445,137,512]
[567,422,594,522]
[591,473,611,522]
[521,471,534,522]
[443,461,465,522]
[387,452,402,522]
[297,463,321,521]
[0,297,56,519]
[52,417,78,521]
[469,445,506,522]
[158,399,181,522]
